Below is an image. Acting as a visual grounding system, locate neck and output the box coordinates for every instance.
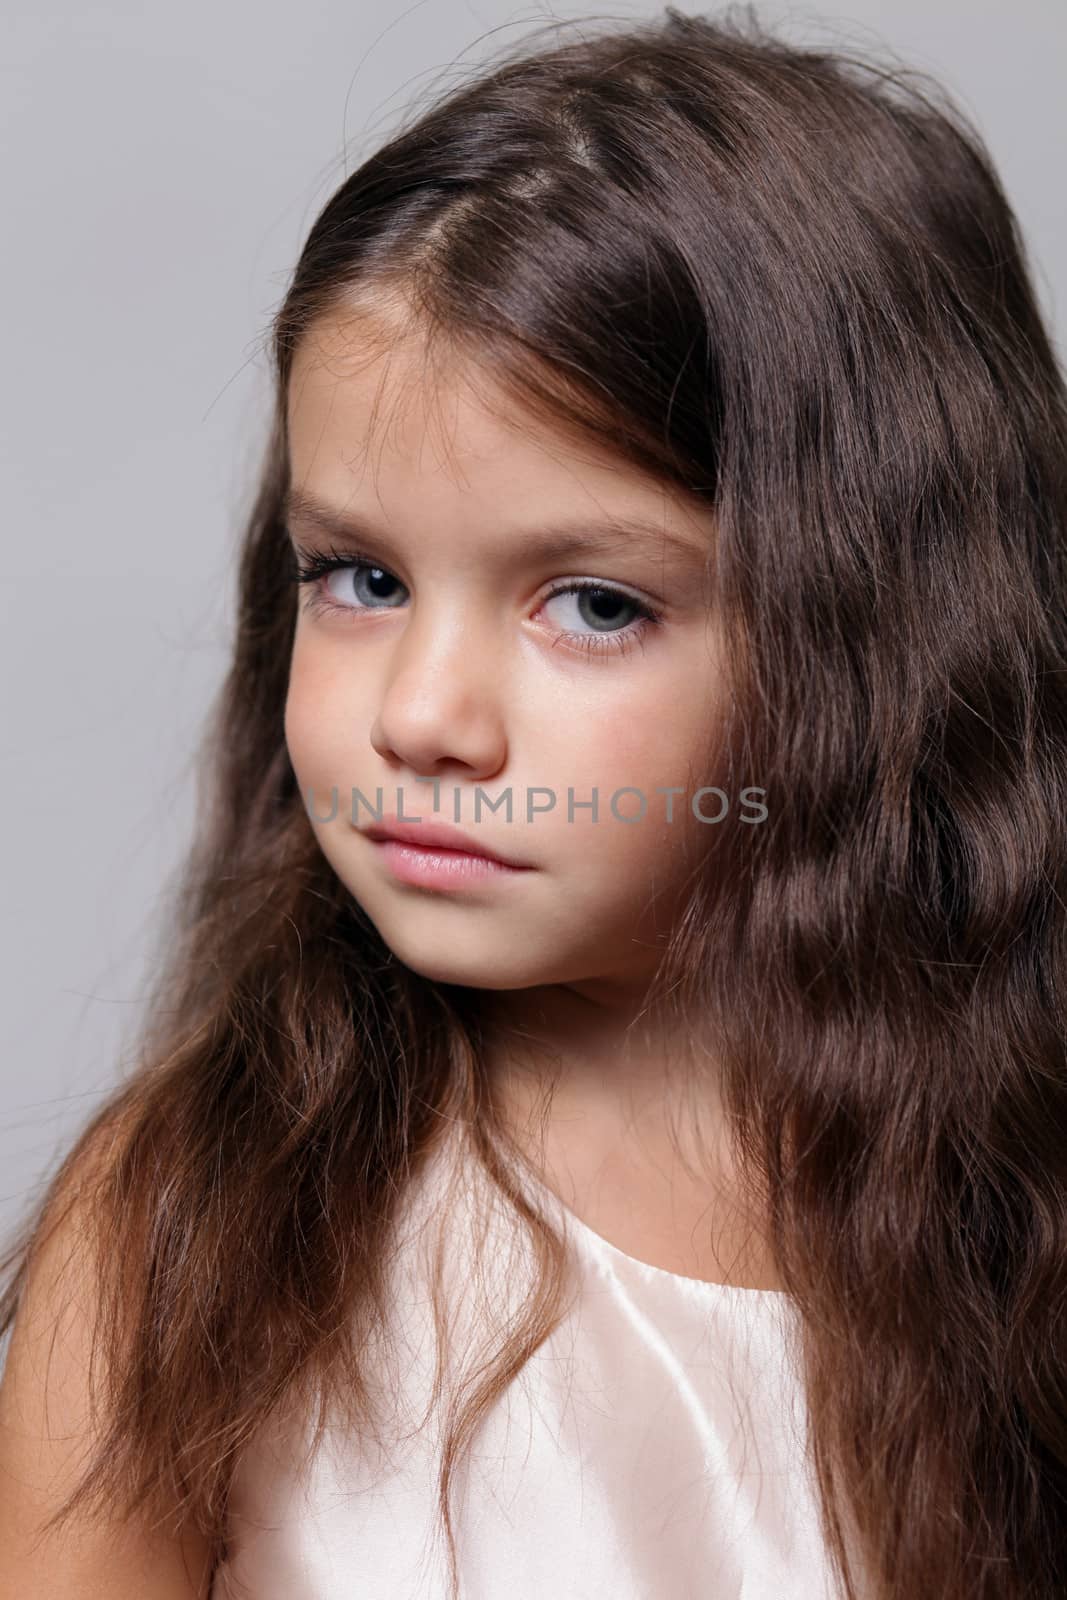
[478,978,729,1171]
[475,981,782,1293]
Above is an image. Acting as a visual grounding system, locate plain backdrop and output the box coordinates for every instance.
[2,1,1064,1281]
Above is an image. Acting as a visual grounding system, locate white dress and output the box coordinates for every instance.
[210,1124,849,1599]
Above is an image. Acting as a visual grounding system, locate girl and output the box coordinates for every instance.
[3,6,1066,1597]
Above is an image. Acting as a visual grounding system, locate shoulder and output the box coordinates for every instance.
[0,1123,215,1598]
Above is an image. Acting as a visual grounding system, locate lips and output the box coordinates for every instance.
[359,816,533,869]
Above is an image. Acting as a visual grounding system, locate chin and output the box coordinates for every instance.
[396,952,546,990]
[365,927,554,991]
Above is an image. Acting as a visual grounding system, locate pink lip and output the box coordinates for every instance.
[369,838,532,890]
[360,816,532,869]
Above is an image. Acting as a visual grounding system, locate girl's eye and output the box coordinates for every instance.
[323,560,407,610]
[539,583,658,656]
[289,543,661,659]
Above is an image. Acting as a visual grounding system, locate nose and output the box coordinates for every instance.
[368,602,507,780]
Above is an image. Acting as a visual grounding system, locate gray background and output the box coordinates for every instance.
[2,1,1064,1250]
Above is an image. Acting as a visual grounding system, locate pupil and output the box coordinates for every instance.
[357,567,401,605]
[580,588,632,631]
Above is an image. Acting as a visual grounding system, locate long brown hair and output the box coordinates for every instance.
[5,7,1067,1594]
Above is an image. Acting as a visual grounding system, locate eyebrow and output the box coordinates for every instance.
[282,486,710,570]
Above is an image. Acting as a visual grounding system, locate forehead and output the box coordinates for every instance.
[284,302,719,574]
[286,302,652,497]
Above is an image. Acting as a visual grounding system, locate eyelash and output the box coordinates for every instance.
[287,542,663,659]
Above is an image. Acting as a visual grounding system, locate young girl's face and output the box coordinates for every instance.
[284,305,726,994]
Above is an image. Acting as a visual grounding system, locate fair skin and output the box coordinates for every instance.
[0,1144,215,1597]
[284,300,780,1290]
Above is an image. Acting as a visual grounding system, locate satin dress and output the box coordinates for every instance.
[210,1124,848,1600]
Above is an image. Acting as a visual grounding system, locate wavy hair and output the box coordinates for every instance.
[4,7,1067,1595]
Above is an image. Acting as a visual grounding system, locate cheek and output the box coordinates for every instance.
[283,647,355,784]
[578,682,716,787]
[557,681,719,875]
